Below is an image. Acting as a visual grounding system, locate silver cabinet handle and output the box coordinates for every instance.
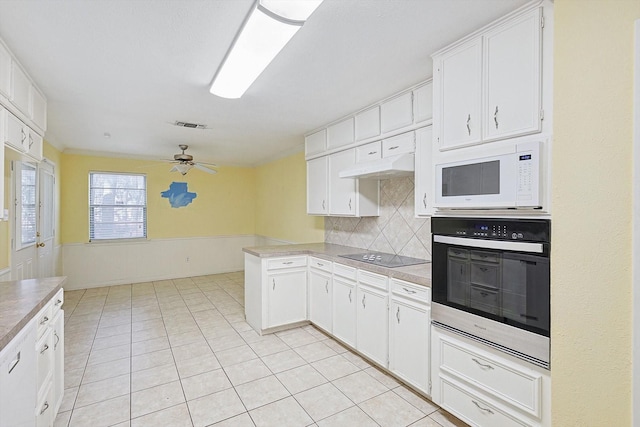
[55,299,62,306]
[402,287,417,295]
[348,289,352,303]
[348,198,352,211]
[39,401,49,415]
[423,193,427,209]
[316,262,324,267]
[472,400,494,415]
[40,316,49,325]
[368,151,377,155]
[325,280,329,293]
[21,129,26,143]
[40,344,49,354]
[396,306,400,323]
[322,200,325,210]
[494,105,499,129]
[7,352,20,374]
[272,279,276,290]
[282,261,293,265]
[466,114,471,136]
[472,358,494,370]
[28,134,33,149]
[362,294,366,308]
[388,146,399,150]
[54,331,60,350]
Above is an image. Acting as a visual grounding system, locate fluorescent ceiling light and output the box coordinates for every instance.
[210,0,323,99]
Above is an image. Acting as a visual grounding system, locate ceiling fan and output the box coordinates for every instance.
[167,144,217,175]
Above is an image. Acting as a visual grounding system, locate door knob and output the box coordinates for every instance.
[37,242,45,247]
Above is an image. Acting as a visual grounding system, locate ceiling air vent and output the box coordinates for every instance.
[174,121,207,129]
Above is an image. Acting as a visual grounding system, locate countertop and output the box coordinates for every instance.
[243,243,431,287]
[0,276,66,352]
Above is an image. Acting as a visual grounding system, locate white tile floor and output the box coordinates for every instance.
[55,272,468,427]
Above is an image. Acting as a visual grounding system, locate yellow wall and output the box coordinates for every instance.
[60,154,256,243]
[552,1,639,424]
[255,151,324,243]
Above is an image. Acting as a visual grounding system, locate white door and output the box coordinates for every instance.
[12,160,55,280]
[38,161,55,277]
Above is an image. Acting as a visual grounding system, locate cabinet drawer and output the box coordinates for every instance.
[440,339,542,417]
[36,304,53,338]
[355,106,380,141]
[390,279,430,303]
[36,381,54,427]
[266,256,307,271]
[356,141,381,163]
[382,132,414,157]
[441,378,530,427]
[358,270,388,291]
[334,263,357,280]
[52,289,64,313]
[327,118,354,149]
[309,256,332,273]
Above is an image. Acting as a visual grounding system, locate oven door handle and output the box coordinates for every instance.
[433,235,544,254]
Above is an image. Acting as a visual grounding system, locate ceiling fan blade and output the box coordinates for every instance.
[195,161,218,167]
[193,163,217,174]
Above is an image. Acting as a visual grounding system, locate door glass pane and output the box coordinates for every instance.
[41,169,54,240]
[21,163,36,246]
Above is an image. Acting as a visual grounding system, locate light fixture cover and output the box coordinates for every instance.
[210,0,323,99]
[171,164,193,175]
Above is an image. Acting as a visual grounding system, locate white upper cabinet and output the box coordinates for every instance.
[413,82,433,124]
[0,43,10,98]
[305,129,326,157]
[483,8,542,141]
[355,106,380,141]
[436,39,483,150]
[382,132,415,157]
[307,156,328,215]
[4,109,27,152]
[11,62,30,115]
[381,91,413,134]
[328,148,379,217]
[327,117,354,150]
[433,3,545,151]
[414,126,433,216]
[30,86,47,132]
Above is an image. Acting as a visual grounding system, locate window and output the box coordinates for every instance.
[89,172,147,241]
[19,162,37,247]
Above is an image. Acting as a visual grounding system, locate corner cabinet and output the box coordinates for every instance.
[433,2,547,151]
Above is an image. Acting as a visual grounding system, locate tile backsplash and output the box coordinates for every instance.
[325,177,432,260]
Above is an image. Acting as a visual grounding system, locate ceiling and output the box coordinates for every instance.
[0,0,528,167]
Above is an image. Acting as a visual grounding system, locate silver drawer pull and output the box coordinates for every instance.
[39,401,49,415]
[388,145,399,150]
[282,261,293,265]
[348,289,352,303]
[396,306,400,323]
[472,400,494,415]
[325,281,329,293]
[402,287,416,294]
[40,316,49,325]
[40,344,49,354]
[368,151,378,155]
[472,358,494,370]
[55,299,62,306]
[316,262,324,267]
[7,352,20,374]
[362,294,366,308]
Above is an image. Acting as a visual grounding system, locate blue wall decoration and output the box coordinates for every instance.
[161,182,197,208]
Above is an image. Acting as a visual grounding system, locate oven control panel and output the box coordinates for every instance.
[433,217,550,243]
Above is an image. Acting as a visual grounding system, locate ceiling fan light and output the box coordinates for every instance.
[209,0,323,99]
[171,164,193,175]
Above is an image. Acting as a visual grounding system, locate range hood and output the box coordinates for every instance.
[338,153,415,179]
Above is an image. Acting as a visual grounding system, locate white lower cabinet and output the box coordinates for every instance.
[431,326,551,427]
[0,320,37,427]
[389,279,431,394]
[267,268,307,329]
[356,270,389,368]
[308,258,332,333]
[52,307,65,414]
[332,264,357,347]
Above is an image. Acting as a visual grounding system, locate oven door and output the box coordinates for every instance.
[432,235,550,338]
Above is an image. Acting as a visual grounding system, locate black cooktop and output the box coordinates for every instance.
[339,251,429,268]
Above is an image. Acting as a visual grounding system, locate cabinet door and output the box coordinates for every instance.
[305,129,326,157]
[27,129,43,161]
[30,87,47,132]
[0,324,37,427]
[36,327,54,399]
[413,82,433,124]
[381,92,413,134]
[328,149,356,216]
[52,309,64,414]
[267,269,307,328]
[327,118,354,150]
[438,39,482,150]
[355,106,380,141]
[484,8,542,141]
[307,156,328,215]
[356,286,388,367]
[0,43,10,97]
[11,62,30,115]
[414,126,433,216]
[5,111,27,152]
[309,269,332,333]
[332,277,356,347]
[389,299,430,392]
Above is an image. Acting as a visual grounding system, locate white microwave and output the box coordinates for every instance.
[434,141,542,210]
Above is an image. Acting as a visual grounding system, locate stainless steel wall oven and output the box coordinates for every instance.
[431,217,550,369]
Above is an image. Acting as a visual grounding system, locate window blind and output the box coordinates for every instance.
[89,172,147,241]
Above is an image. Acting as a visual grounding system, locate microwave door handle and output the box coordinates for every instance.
[433,235,544,254]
